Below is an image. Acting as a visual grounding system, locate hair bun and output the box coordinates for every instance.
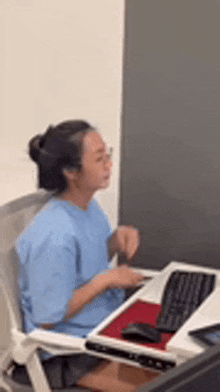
[28,134,44,163]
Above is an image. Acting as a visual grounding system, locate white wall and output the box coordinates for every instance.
[0,0,124,353]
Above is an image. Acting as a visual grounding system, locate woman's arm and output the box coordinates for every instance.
[66,274,109,320]
[41,274,108,329]
[41,266,143,328]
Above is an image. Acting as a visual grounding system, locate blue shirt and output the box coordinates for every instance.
[15,195,125,360]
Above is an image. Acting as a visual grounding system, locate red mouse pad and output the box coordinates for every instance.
[98,300,174,351]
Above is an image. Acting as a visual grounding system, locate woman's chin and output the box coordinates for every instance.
[100,178,111,189]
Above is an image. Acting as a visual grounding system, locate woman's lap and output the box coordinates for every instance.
[78,360,159,392]
[11,353,159,391]
[11,353,107,389]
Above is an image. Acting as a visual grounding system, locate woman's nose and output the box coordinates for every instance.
[106,158,113,171]
[103,160,112,174]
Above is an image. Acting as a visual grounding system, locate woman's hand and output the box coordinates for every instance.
[103,265,144,289]
[111,225,140,261]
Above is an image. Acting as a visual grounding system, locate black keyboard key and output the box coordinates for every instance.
[174,273,185,302]
[199,274,215,305]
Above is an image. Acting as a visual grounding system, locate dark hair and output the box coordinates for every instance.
[28,120,95,192]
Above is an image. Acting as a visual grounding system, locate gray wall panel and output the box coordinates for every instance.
[120,0,220,269]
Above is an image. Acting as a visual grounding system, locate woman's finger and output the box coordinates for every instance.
[126,230,140,259]
[126,236,136,259]
[117,228,127,254]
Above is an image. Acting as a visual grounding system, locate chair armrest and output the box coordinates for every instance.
[28,329,86,352]
[11,328,86,365]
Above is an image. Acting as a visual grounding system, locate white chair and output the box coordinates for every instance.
[0,190,97,392]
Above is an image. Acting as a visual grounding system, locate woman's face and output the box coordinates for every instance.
[76,131,113,192]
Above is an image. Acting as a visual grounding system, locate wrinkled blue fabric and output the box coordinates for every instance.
[16,196,125,360]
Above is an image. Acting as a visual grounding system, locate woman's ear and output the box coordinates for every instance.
[63,168,78,182]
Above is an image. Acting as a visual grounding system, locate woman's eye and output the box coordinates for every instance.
[96,157,103,162]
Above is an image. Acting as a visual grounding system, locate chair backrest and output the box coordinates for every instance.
[0,190,53,332]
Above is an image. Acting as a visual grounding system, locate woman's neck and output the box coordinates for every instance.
[56,189,94,210]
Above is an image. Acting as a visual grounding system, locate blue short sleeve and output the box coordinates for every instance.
[28,231,78,325]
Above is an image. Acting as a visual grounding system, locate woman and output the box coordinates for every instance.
[13,120,157,392]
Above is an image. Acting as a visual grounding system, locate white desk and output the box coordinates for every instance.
[86,261,220,371]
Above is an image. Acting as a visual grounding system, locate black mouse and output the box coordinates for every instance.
[122,323,162,343]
